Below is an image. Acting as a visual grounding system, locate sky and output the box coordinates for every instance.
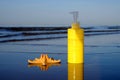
[0,0,120,27]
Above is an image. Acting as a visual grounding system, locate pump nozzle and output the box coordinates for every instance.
[70,11,80,28]
[70,11,79,23]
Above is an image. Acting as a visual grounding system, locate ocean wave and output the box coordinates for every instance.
[0,26,120,43]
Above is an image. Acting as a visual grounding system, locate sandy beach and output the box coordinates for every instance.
[0,26,120,80]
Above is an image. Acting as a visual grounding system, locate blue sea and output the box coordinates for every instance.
[0,26,120,80]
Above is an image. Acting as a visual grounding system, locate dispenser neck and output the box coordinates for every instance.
[71,22,80,29]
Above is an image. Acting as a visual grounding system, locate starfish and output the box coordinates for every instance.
[28,54,61,66]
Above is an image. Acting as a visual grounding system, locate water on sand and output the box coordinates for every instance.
[0,26,120,80]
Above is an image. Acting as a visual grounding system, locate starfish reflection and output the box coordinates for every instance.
[28,63,61,71]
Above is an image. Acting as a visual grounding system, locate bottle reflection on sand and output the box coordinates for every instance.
[68,63,84,80]
[28,63,61,71]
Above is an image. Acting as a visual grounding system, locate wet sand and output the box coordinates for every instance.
[0,27,120,80]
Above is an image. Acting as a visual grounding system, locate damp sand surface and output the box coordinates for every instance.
[0,26,120,80]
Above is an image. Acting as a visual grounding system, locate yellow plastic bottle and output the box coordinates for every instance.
[68,11,84,63]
